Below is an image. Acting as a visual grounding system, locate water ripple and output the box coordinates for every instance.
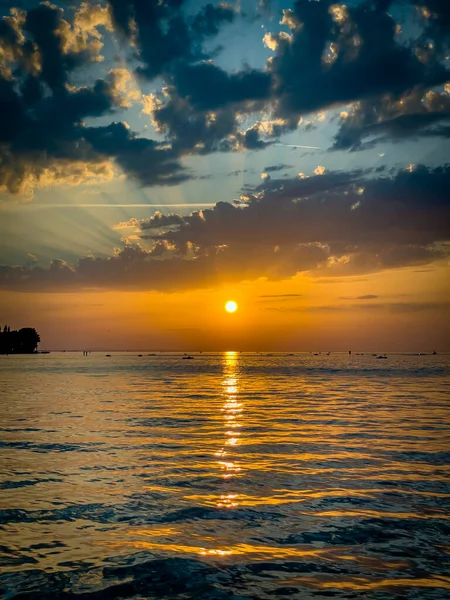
[0,352,449,599]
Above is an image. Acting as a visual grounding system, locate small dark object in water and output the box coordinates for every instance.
[105,354,111,357]
[137,354,143,357]
[182,355,194,359]
[376,355,387,359]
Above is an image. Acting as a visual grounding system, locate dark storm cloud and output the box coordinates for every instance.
[150,63,272,153]
[268,0,448,121]
[0,0,241,196]
[2,0,450,200]
[2,164,449,292]
[0,1,196,195]
[0,247,221,292]
[250,168,365,196]
[84,122,191,187]
[147,165,450,254]
[169,62,271,112]
[23,3,77,92]
[106,0,236,79]
[0,75,191,194]
[412,0,450,52]
[333,88,450,150]
[146,0,450,153]
[152,93,238,153]
[191,3,235,37]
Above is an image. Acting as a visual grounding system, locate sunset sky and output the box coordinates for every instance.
[0,0,449,351]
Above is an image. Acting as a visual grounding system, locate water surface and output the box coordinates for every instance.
[1,352,449,599]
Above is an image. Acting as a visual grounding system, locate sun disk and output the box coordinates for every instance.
[225,301,238,313]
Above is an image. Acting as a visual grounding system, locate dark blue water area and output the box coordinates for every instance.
[1,353,450,599]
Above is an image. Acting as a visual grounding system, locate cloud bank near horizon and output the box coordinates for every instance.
[1,164,449,292]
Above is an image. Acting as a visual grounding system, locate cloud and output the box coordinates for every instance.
[340,295,379,300]
[257,293,303,303]
[149,165,449,252]
[190,3,236,37]
[112,218,141,230]
[227,169,248,177]
[2,0,450,202]
[314,277,369,284]
[263,164,293,173]
[267,0,449,125]
[146,0,450,152]
[0,3,186,197]
[138,0,450,153]
[2,164,449,292]
[412,0,450,53]
[333,87,450,150]
[0,0,240,199]
[108,68,141,108]
[83,122,192,187]
[265,302,450,313]
[106,0,237,80]
[147,62,273,153]
[139,211,185,230]
[169,62,272,112]
[259,293,303,298]
[0,245,221,292]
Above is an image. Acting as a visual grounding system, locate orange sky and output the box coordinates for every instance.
[1,263,448,352]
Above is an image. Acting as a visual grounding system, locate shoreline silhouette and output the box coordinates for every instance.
[0,325,40,355]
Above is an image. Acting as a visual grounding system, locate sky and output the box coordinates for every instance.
[0,0,449,351]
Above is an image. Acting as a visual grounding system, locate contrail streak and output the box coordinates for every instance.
[274,143,321,149]
[8,203,216,210]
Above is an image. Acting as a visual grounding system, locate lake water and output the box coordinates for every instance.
[1,352,450,599]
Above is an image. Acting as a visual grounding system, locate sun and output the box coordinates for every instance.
[225,301,238,313]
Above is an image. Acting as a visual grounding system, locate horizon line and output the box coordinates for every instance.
[26,350,448,354]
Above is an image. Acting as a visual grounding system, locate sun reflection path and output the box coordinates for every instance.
[215,352,243,497]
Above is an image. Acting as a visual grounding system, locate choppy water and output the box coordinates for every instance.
[1,352,450,599]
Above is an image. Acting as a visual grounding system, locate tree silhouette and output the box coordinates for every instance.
[0,326,40,354]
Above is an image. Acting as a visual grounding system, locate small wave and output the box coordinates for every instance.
[0,557,252,600]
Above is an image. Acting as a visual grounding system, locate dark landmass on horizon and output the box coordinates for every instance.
[0,326,40,354]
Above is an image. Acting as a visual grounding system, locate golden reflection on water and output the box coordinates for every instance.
[100,536,411,571]
[215,352,243,484]
[1,352,450,597]
[282,574,450,592]
[101,538,346,560]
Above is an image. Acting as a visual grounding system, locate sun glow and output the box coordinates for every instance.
[225,301,238,313]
